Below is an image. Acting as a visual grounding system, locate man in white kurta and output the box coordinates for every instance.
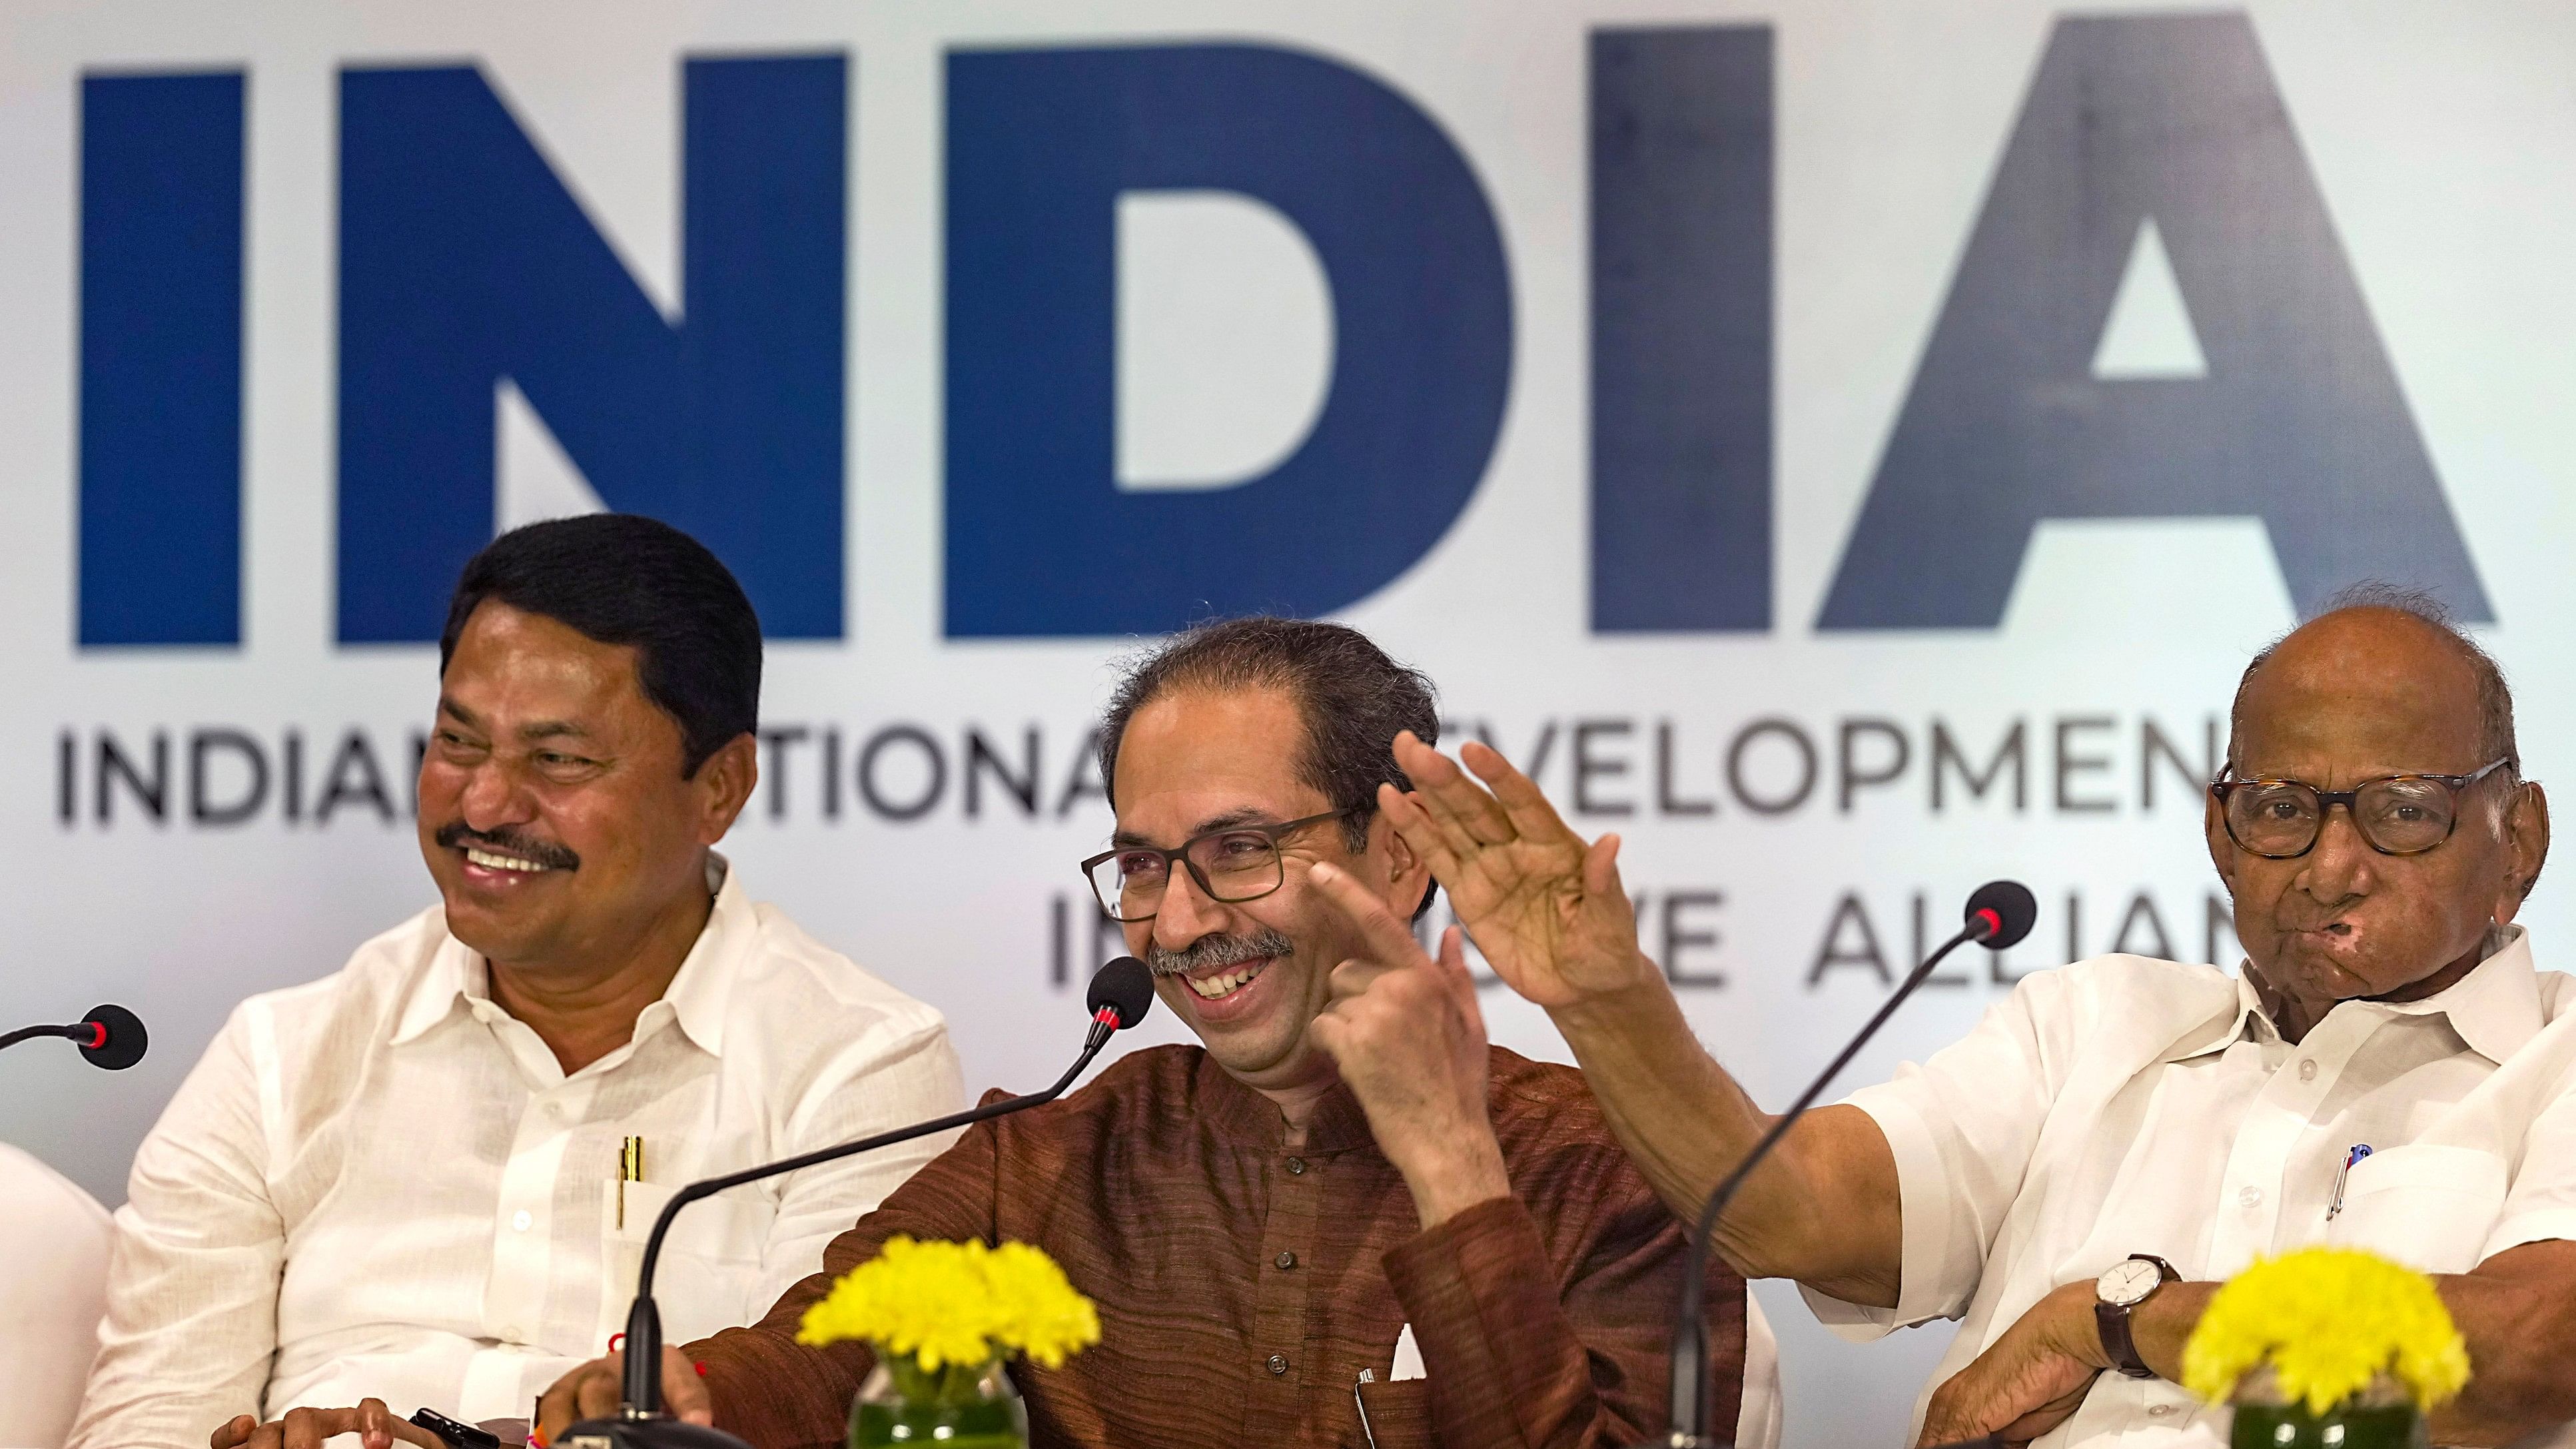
[71,859,959,1447]
[1366,592,2576,1448]
[1809,926,2575,1444]
[69,516,965,1449]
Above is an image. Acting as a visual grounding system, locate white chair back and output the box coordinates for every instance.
[0,1145,111,1449]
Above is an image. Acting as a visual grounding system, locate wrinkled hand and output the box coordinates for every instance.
[534,1347,709,1444]
[1915,1282,2108,1447]
[1306,861,1511,1228]
[209,1399,442,1449]
[1378,731,1651,1010]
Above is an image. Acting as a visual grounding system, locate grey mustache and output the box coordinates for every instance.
[1146,929,1294,977]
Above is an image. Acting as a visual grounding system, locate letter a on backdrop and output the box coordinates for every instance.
[1817,13,2490,629]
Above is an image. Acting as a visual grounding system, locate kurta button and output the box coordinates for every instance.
[1284,1157,1306,1175]
[2298,1059,2318,1082]
[2238,1185,2264,1208]
[1275,1251,1297,1270]
[512,1209,532,1231]
[1266,1354,1290,1375]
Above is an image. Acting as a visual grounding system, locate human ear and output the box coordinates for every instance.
[2204,789,2241,899]
[2496,781,2550,925]
[691,733,760,842]
[1372,800,1432,916]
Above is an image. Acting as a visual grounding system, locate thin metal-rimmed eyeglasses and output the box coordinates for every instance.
[1081,807,1360,921]
[2209,757,2515,859]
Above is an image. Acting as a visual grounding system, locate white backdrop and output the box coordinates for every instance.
[8,3,2576,1444]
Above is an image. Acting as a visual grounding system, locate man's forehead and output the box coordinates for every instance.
[2236,615,2486,771]
[1111,688,1329,837]
[440,604,658,739]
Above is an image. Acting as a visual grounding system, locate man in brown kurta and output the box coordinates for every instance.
[540,618,1752,1448]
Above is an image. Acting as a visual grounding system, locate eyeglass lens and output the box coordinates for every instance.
[1088,830,1288,920]
[2224,777,2461,856]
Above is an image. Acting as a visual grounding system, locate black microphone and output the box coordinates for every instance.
[0,1005,149,1071]
[1646,881,2036,1449]
[563,957,1158,1449]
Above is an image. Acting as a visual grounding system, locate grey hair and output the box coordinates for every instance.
[1098,616,1440,855]
[2227,582,2518,777]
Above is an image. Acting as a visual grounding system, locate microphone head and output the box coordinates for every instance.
[1085,957,1156,1032]
[79,1004,147,1071]
[1962,881,2038,950]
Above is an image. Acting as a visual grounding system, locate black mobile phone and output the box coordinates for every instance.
[410,1408,505,1449]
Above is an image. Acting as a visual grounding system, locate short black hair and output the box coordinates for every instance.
[439,515,761,777]
[1099,617,1440,917]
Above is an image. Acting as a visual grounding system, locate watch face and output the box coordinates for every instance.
[2096,1258,2163,1307]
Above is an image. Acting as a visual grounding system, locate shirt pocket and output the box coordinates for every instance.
[1352,1378,1432,1449]
[599,1181,767,1338]
[2326,1143,2509,1274]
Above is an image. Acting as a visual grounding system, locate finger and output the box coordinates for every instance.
[535,1361,600,1442]
[1375,781,1472,883]
[359,1398,442,1449]
[1326,954,1398,1003]
[213,1414,256,1449]
[1581,833,1631,905]
[1398,732,1516,848]
[1305,1005,1352,1063]
[1434,927,1486,1017]
[281,1406,357,1449]
[578,1351,626,1420]
[663,1346,713,1426]
[1460,738,1589,849]
[1306,861,1438,971]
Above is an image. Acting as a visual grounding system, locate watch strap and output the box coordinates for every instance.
[2096,1254,2178,1379]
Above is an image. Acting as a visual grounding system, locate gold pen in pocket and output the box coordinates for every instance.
[618,1137,645,1229]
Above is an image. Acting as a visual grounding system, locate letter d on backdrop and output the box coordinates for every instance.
[943,45,1511,637]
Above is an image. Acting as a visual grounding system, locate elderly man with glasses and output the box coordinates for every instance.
[537,616,1776,1449]
[1358,588,2576,1448]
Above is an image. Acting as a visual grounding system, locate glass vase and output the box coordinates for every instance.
[848,1354,1028,1449]
[2229,1368,2427,1449]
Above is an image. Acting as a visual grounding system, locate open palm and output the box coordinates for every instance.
[1382,731,1651,1009]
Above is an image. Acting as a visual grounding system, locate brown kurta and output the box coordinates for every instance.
[691,1044,1747,1449]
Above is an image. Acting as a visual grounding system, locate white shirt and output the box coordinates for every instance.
[0,1143,112,1449]
[71,858,965,1449]
[1807,927,2576,1448]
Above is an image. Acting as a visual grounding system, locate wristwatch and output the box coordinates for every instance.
[2094,1254,2179,1379]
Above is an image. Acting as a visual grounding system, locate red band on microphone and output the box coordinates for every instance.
[1093,1005,1120,1029]
[83,1023,107,1049]
[1970,907,2002,939]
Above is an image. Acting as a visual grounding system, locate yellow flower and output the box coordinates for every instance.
[797,1236,1100,1373]
[2181,1247,2470,1416]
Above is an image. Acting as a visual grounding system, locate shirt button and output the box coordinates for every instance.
[2298,1059,2318,1082]
[1284,1157,1306,1176]
[1275,1251,1298,1270]
[1266,1354,1290,1376]
[2149,1404,2177,1418]
[512,1209,533,1231]
[2238,1185,2264,1209]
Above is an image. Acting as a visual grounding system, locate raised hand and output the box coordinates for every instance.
[1380,731,1654,1010]
[1306,861,1511,1229]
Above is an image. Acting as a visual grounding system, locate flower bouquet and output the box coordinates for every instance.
[797,1235,1100,1449]
[2182,1247,2469,1449]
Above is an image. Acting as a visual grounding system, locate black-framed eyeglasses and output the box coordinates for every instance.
[2210,758,2515,859]
[1080,807,1360,922]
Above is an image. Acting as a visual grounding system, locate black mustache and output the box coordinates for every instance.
[434,822,582,872]
[1146,930,1294,977]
